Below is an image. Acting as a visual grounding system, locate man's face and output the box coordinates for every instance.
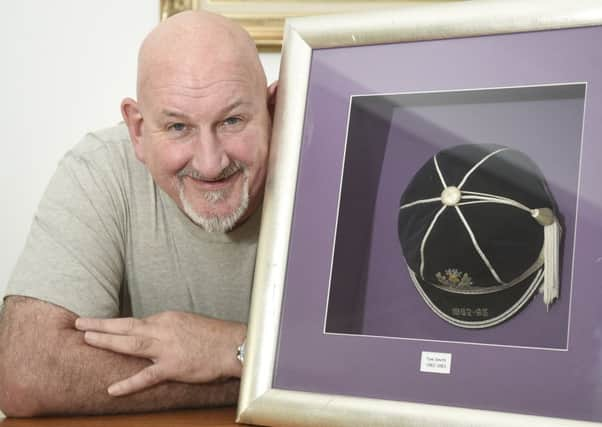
[134,69,270,232]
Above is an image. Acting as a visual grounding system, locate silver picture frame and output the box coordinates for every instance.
[237,1,602,425]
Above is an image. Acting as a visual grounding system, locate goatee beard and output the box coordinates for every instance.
[176,164,250,233]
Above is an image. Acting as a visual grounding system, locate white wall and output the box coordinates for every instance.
[0,1,281,299]
[259,52,281,85]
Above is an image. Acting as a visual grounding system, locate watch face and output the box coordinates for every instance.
[237,340,246,364]
[398,144,561,328]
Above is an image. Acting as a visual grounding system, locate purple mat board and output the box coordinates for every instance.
[325,85,583,348]
[273,26,602,422]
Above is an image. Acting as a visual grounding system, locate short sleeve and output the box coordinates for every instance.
[5,137,126,317]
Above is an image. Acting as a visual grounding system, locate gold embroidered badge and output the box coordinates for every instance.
[436,269,473,288]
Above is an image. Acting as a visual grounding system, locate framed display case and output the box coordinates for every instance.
[238,1,602,425]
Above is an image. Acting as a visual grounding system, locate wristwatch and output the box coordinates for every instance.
[236,339,246,365]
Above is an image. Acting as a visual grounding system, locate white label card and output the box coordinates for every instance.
[420,351,452,374]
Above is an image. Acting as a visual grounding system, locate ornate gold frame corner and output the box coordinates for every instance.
[159,0,459,48]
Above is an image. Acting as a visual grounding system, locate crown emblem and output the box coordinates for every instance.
[436,269,473,288]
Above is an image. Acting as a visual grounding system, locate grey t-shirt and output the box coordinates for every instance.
[4,123,259,323]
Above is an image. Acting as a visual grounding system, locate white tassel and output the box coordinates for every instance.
[532,208,561,309]
[543,220,561,307]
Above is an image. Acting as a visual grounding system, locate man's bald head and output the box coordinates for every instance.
[137,10,266,106]
[121,9,274,233]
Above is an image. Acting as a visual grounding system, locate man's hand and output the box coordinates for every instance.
[75,311,246,397]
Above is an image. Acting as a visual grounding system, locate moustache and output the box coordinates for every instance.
[177,162,243,182]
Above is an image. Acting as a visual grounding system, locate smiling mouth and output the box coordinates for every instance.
[184,169,243,192]
[203,169,239,183]
[177,162,244,191]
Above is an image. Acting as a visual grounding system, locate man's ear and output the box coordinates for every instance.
[121,97,146,164]
[267,80,278,120]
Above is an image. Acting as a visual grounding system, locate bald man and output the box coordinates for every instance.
[0,11,276,416]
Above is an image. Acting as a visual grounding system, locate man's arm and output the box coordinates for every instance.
[0,296,243,417]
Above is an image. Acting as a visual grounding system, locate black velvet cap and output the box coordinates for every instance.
[398,144,560,328]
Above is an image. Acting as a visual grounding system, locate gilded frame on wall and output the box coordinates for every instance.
[159,0,457,47]
[236,0,602,426]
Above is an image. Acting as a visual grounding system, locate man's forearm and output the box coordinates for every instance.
[40,329,239,415]
[0,297,239,417]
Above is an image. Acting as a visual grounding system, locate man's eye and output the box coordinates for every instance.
[223,117,242,126]
[167,123,187,132]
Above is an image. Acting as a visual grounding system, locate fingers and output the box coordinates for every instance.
[108,365,164,396]
[84,331,156,358]
[75,317,144,335]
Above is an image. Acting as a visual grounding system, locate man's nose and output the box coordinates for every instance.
[190,131,229,179]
